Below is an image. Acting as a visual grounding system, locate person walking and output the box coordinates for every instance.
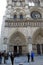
[10,52,14,65]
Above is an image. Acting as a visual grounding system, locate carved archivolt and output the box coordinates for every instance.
[9,31,26,45]
[32,28,43,44]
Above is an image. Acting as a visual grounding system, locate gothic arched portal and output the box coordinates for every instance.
[9,31,27,54]
[32,28,43,55]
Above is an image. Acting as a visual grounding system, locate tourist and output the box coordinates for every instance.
[27,52,30,62]
[4,51,8,64]
[0,52,2,64]
[2,51,4,64]
[10,52,14,65]
[31,51,34,62]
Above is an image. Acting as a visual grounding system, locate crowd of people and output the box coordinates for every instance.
[0,50,34,65]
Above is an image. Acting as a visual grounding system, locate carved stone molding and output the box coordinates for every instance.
[5,19,43,27]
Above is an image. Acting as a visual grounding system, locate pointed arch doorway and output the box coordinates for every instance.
[32,28,43,55]
[9,31,26,55]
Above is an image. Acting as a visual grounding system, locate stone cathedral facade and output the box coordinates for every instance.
[1,0,43,55]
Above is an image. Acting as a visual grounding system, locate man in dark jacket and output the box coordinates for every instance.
[10,52,14,65]
[27,53,30,62]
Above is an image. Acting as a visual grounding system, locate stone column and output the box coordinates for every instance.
[6,38,9,52]
[27,37,32,62]
[3,38,8,52]
[27,37,32,53]
[28,44,32,53]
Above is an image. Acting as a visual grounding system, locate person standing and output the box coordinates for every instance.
[27,53,30,62]
[0,52,2,64]
[4,51,8,64]
[31,51,34,62]
[3,50,6,64]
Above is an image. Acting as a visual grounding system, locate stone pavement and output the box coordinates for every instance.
[1,56,43,65]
